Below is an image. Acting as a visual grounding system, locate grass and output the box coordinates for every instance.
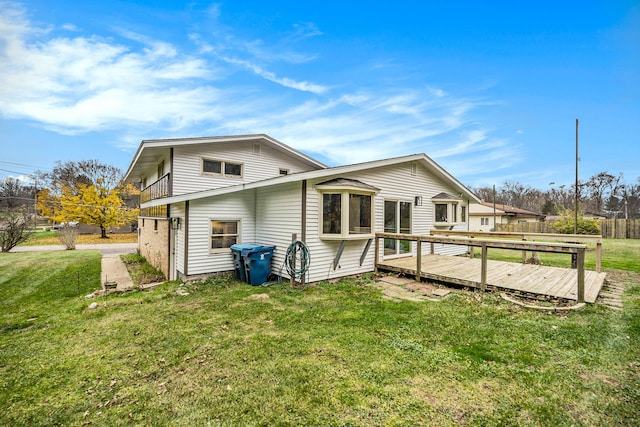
[1,250,639,426]
[476,239,640,272]
[20,230,138,246]
[121,251,166,285]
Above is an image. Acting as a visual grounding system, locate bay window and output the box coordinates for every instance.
[432,193,462,226]
[317,178,378,239]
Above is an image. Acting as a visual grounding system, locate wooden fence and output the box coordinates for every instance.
[497,219,640,239]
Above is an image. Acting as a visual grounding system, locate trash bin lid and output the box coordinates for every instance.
[230,243,262,251]
[231,243,267,256]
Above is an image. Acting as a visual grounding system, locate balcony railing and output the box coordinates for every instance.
[140,173,170,203]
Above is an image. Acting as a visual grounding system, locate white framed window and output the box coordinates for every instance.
[210,220,240,252]
[202,158,243,178]
[461,206,467,222]
[317,179,378,240]
[320,192,374,239]
[432,193,461,226]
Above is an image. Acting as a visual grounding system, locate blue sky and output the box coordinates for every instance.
[1,0,638,189]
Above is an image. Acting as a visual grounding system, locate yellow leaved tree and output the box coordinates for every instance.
[37,160,139,238]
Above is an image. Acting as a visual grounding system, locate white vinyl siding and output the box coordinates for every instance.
[174,160,470,281]
[186,192,255,275]
[171,140,320,195]
[255,182,303,279]
[300,162,469,281]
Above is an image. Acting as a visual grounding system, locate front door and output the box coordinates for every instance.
[384,200,412,257]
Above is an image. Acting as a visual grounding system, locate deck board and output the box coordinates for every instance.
[378,254,606,303]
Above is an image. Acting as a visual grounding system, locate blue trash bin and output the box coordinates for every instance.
[230,243,262,282]
[244,245,276,286]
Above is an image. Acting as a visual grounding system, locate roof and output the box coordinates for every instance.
[123,134,328,183]
[316,178,380,192]
[431,192,461,200]
[141,152,482,208]
[471,201,544,218]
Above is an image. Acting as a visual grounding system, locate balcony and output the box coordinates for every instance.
[141,173,170,203]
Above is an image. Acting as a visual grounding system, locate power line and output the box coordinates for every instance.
[0,160,44,168]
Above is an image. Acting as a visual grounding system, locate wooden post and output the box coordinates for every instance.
[430,241,435,254]
[374,235,380,272]
[521,238,527,264]
[416,239,422,282]
[596,242,602,273]
[577,248,585,303]
[469,246,474,259]
[481,243,488,291]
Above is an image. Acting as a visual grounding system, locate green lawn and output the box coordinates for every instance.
[20,230,138,246]
[1,250,639,426]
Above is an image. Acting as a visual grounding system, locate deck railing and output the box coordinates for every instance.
[140,173,170,203]
[374,232,587,303]
[429,229,602,273]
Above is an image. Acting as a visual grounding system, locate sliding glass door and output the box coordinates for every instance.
[384,200,412,256]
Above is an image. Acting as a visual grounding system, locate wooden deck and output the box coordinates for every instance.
[378,254,607,303]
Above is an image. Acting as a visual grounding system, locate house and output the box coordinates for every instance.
[123,134,480,283]
[469,201,545,232]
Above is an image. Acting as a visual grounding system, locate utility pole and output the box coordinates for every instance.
[492,184,497,232]
[574,118,579,234]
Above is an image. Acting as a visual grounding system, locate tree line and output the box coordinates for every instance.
[472,171,640,219]
[0,160,138,251]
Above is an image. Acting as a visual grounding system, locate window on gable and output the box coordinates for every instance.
[203,159,222,174]
[211,220,239,251]
[432,193,461,226]
[202,158,243,178]
[224,162,242,176]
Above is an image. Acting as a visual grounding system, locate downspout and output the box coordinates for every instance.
[183,200,189,277]
[167,203,171,280]
[301,180,307,242]
[301,180,307,286]
[169,147,174,196]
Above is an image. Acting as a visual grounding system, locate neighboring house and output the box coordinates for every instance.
[469,201,545,232]
[123,134,480,282]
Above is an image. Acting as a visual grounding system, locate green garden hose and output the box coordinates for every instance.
[284,240,310,280]
[262,240,310,290]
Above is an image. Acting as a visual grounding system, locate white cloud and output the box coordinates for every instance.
[0,1,516,179]
[219,56,328,94]
[0,3,218,133]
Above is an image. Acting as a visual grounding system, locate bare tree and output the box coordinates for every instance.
[0,209,33,252]
[584,172,623,214]
[0,177,27,210]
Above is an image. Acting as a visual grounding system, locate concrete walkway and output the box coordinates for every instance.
[101,254,135,291]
